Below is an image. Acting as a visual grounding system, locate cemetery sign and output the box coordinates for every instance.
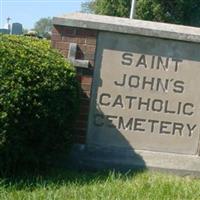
[87,32,200,155]
[53,13,200,175]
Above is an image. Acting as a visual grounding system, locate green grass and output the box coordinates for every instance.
[0,170,200,200]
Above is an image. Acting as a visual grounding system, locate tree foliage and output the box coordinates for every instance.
[34,17,53,38]
[82,0,131,17]
[137,0,200,26]
[81,0,200,27]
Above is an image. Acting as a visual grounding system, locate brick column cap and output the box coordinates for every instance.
[53,12,200,44]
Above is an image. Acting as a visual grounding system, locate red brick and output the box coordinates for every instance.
[52,25,99,144]
[75,120,88,129]
[62,36,78,43]
[78,44,87,52]
[81,90,91,98]
[74,129,86,136]
[84,53,95,60]
[63,27,76,35]
[76,75,82,82]
[80,94,89,99]
[51,34,62,41]
[78,131,88,137]
[78,113,89,121]
[52,28,59,35]
[86,37,96,45]
[76,28,97,37]
[52,26,63,34]
[80,105,90,113]
[55,42,69,50]
[73,130,87,143]
[74,127,87,132]
[51,41,56,48]
[74,135,86,144]
[80,97,90,105]
[86,45,96,53]
[81,83,91,92]
[77,37,87,44]
[60,36,68,42]
[80,76,92,84]
[76,136,86,144]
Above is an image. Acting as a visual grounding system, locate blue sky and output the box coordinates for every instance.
[0,0,90,29]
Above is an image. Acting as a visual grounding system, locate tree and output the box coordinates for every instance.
[137,0,200,26]
[23,28,29,34]
[34,17,53,38]
[81,0,96,13]
[81,0,200,27]
[81,0,131,17]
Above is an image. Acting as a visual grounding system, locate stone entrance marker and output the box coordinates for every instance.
[88,31,200,156]
[53,13,200,175]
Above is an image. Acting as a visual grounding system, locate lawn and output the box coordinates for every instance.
[0,170,200,200]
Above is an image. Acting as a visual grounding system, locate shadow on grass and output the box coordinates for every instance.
[0,168,146,191]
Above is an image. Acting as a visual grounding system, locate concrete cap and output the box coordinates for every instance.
[53,12,200,43]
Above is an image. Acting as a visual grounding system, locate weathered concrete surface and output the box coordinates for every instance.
[85,30,200,173]
[53,12,200,43]
[68,43,89,68]
[87,32,200,156]
[69,144,200,177]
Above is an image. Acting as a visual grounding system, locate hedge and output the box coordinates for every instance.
[0,34,79,174]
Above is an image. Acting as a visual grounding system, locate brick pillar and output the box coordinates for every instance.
[51,25,97,144]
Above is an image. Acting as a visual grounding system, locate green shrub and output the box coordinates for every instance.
[0,34,79,174]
